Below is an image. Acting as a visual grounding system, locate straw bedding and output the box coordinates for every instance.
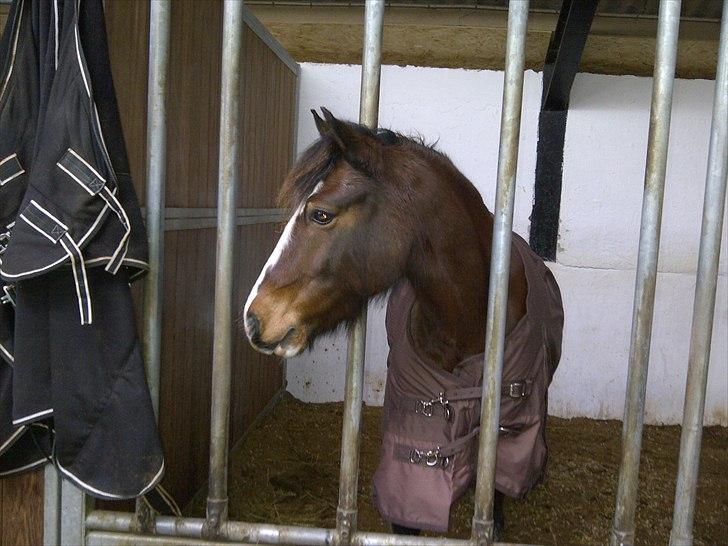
[190,394,727,545]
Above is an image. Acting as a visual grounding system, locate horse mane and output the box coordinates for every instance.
[278,121,452,211]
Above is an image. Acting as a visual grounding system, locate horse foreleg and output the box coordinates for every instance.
[494,489,505,540]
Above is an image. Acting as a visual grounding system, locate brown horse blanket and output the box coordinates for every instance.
[372,233,564,532]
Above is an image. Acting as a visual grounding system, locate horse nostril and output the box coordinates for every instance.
[246,313,261,343]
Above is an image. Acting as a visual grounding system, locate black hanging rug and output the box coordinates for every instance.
[0,0,163,498]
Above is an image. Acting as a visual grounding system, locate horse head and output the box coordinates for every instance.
[244,108,416,357]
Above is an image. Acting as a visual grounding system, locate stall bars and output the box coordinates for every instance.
[45,0,728,545]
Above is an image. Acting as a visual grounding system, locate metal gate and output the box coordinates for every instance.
[44,0,727,545]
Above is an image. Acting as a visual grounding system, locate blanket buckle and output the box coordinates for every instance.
[417,392,452,420]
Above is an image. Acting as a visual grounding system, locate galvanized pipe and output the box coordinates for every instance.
[336,1,384,544]
[44,465,62,546]
[470,1,530,545]
[611,2,682,545]
[206,0,246,535]
[669,2,728,545]
[141,0,172,419]
[87,511,536,546]
[137,0,172,531]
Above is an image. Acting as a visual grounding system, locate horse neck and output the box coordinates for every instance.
[404,171,493,371]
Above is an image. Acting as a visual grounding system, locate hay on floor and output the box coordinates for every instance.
[190,394,727,545]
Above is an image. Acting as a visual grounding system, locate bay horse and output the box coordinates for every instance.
[244,108,535,537]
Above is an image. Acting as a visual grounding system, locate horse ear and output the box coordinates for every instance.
[320,107,381,173]
[311,109,329,136]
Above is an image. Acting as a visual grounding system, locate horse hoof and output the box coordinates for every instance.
[391,523,421,536]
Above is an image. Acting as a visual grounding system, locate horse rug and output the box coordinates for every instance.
[372,233,564,532]
[0,0,163,498]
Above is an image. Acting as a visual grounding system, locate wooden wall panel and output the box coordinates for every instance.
[156,223,285,505]
[104,0,298,509]
[105,0,150,202]
[0,0,297,529]
[240,30,298,208]
[0,470,43,546]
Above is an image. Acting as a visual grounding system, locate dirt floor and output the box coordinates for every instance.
[190,394,727,546]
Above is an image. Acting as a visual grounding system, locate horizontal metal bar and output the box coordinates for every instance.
[242,6,300,75]
[86,512,538,546]
[165,213,287,231]
[87,532,253,546]
[164,207,286,219]
[137,208,287,231]
[140,207,286,219]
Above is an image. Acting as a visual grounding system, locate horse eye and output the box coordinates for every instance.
[311,209,335,225]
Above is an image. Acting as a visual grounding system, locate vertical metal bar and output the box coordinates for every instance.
[335,1,384,544]
[669,3,728,545]
[205,0,245,536]
[142,0,172,419]
[136,0,172,531]
[60,481,90,546]
[44,465,62,546]
[611,2,682,545]
[470,2,530,545]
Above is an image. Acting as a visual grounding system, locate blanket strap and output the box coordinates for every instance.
[57,148,130,274]
[19,201,92,325]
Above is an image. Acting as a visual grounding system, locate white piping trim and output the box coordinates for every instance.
[0,340,13,363]
[19,213,59,244]
[30,200,69,230]
[73,9,91,98]
[60,235,92,325]
[101,188,131,274]
[59,238,86,322]
[67,148,106,183]
[0,0,24,104]
[0,202,110,279]
[0,457,47,477]
[0,169,24,186]
[56,459,164,500]
[0,425,24,454]
[13,408,53,426]
[0,153,18,167]
[53,0,59,69]
[57,162,93,195]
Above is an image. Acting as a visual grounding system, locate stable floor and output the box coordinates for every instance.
[191,394,727,546]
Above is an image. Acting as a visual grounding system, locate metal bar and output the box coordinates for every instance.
[669,3,728,545]
[165,214,287,232]
[61,480,91,546]
[44,465,62,546]
[206,0,246,536]
[141,0,172,420]
[471,1,530,545]
[159,207,286,219]
[610,2,682,545]
[136,0,172,531]
[87,511,538,546]
[87,532,254,546]
[336,1,384,544]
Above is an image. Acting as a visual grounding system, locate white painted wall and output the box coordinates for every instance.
[284,63,728,426]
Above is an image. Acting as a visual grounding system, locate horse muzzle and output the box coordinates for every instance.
[244,312,306,358]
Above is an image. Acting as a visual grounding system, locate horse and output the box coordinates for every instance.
[244,108,559,538]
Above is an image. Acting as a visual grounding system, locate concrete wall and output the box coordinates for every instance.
[284,63,727,426]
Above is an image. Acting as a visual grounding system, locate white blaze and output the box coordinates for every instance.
[243,181,325,331]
